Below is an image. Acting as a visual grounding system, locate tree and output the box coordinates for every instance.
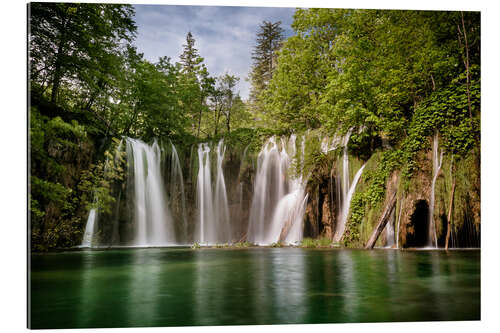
[220,73,240,134]
[179,31,212,136]
[29,3,137,104]
[248,21,284,114]
[179,31,204,75]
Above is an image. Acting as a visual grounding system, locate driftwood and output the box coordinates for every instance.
[365,192,398,249]
[237,232,247,243]
[279,219,293,242]
[445,178,456,250]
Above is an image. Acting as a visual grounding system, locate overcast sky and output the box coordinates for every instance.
[133,4,296,100]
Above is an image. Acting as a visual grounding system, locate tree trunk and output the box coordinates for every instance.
[50,14,69,104]
[226,104,231,134]
[50,54,64,103]
[365,192,397,249]
[197,94,203,138]
[445,177,456,250]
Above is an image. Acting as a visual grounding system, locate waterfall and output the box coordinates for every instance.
[428,132,443,247]
[321,134,342,153]
[396,197,404,249]
[247,135,307,245]
[342,129,353,200]
[214,140,231,242]
[333,163,366,242]
[195,139,231,245]
[385,209,395,248]
[196,143,214,244]
[81,208,97,247]
[126,138,175,246]
[332,129,366,243]
[169,143,188,242]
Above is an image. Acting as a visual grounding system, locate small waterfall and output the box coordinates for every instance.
[332,129,366,243]
[428,132,443,247]
[385,209,395,248]
[247,135,307,245]
[396,197,404,249]
[127,138,175,246]
[81,208,97,247]
[333,163,366,242]
[342,129,353,199]
[321,134,342,153]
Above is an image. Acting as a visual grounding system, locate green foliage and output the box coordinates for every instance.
[249,21,284,117]
[77,140,127,215]
[29,6,481,250]
[261,9,479,153]
[29,3,137,104]
[224,127,280,157]
[343,150,402,247]
[401,70,480,179]
[343,191,366,247]
[30,107,92,251]
[180,31,204,74]
[233,241,252,248]
[298,134,328,181]
[300,237,333,248]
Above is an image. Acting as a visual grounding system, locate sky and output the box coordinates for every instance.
[133,4,297,100]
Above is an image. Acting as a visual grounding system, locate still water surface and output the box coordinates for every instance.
[30,248,480,328]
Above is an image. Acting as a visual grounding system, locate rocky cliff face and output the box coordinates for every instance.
[302,138,480,249]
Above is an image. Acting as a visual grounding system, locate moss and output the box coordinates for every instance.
[233,241,252,248]
[300,237,333,248]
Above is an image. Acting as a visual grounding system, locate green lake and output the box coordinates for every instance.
[29,248,480,328]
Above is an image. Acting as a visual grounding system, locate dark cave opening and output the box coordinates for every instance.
[406,200,430,248]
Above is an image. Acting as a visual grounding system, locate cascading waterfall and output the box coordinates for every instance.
[428,132,443,247]
[321,134,342,153]
[127,138,175,246]
[333,129,366,243]
[195,140,231,244]
[247,135,307,245]
[333,163,366,242]
[196,143,214,244]
[169,143,188,242]
[79,125,478,250]
[214,140,231,242]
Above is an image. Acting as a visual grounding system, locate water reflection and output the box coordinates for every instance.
[337,250,357,321]
[270,249,306,323]
[126,249,159,326]
[32,248,480,329]
[77,251,97,327]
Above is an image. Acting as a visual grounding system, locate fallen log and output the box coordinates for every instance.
[365,192,398,249]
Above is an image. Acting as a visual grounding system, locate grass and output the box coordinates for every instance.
[300,237,334,248]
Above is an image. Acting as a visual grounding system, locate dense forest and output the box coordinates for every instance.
[29,3,480,251]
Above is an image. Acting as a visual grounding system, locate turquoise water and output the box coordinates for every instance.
[29,248,480,328]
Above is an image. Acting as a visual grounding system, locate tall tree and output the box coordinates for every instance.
[248,21,284,112]
[179,31,203,75]
[220,74,240,134]
[29,3,136,104]
[179,31,210,135]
